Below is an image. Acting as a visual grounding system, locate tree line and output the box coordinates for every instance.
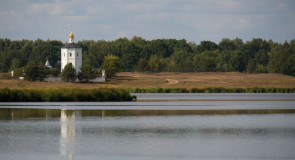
[1,37,295,76]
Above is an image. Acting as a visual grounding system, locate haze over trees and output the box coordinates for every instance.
[0,37,295,76]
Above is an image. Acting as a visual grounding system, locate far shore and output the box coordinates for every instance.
[1,72,295,91]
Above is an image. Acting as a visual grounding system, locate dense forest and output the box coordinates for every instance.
[0,37,295,76]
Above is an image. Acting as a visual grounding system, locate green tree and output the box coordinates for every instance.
[218,38,236,51]
[0,62,8,72]
[286,54,295,76]
[267,49,289,74]
[228,51,247,72]
[148,54,166,72]
[136,58,148,72]
[255,64,267,73]
[168,50,193,72]
[49,68,60,77]
[193,51,218,72]
[120,43,141,71]
[246,59,257,73]
[197,41,218,53]
[61,63,76,82]
[149,39,170,58]
[77,64,96,83]
[10,58,21,71]
[24,63,47,81]
[13,68,24,78]
[101,55,121,77]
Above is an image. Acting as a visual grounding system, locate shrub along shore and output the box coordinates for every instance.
[128,87,295,93]
[0,88,135,102]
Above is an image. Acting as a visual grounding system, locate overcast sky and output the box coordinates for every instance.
[0,0,294,44]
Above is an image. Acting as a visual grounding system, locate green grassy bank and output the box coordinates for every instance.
[128,87,295,93]
[0,88,135,102]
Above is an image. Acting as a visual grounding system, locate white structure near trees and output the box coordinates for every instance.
[45,59,52,68]
[61,29,82,73]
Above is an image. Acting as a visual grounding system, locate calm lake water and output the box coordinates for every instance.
[0,93,295,160]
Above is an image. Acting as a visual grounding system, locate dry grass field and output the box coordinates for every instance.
[1,72,295,89]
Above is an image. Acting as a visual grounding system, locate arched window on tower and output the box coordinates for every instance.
[70,53,72,57]
[77,53,78,57]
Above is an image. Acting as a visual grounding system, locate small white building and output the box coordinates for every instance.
[45,59,52,68]
[61,29,82,73]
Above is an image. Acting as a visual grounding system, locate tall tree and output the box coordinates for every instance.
[101,55,121,77]
[197,41,218,53]
[287,54,295,76]
[23,63,47,81]
[77,64,96,83]
[219,38,236,51]
[61,63,76,82]
[267,49,289,74]
[148,54,166,72]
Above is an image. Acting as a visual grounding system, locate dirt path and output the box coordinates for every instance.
[166,79,179,84]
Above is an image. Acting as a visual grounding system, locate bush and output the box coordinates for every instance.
[50,68,60,77]
[77,64,96,83]
[255,65,267,73]
[62,63,76,82]
[13,68,24,78]
[23,63,47,81]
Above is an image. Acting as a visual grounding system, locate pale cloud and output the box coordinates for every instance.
[276,2,285,10]
[86,6,105,15]
[28,2,62,15]
[64,16,90,22]
[233,16,249,29]
[125,1,166,11]
[221,0,240,8]
[0,0,294,43]
[0,11,24,31]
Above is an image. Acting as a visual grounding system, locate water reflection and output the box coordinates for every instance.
[60,110,80,160]
[1,108,295,159]
[0,108,295,120]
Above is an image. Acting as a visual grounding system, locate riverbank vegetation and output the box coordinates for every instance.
[0,37,295,76]
[0,88,134,102]
[128,87,295,93]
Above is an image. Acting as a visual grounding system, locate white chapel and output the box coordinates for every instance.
[61,29,82,73]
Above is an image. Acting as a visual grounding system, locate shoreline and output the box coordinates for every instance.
[0,88,135,102]
[128,87,295,93]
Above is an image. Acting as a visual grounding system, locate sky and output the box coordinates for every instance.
[0,0,294,44]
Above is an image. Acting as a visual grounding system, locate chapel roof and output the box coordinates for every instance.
[62,43,81,48]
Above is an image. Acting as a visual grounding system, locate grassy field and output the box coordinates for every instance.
[1,72,295,90]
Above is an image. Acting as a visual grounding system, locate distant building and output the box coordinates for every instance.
[61,29,82,73]
[42,28,105,82]
[45,59,52,68]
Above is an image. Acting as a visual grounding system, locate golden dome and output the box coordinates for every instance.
[69,31,74,39]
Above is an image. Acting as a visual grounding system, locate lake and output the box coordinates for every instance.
[0,93,295,160]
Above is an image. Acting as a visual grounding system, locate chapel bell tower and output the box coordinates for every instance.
[69,29,74,43]
[61,28,82,73]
